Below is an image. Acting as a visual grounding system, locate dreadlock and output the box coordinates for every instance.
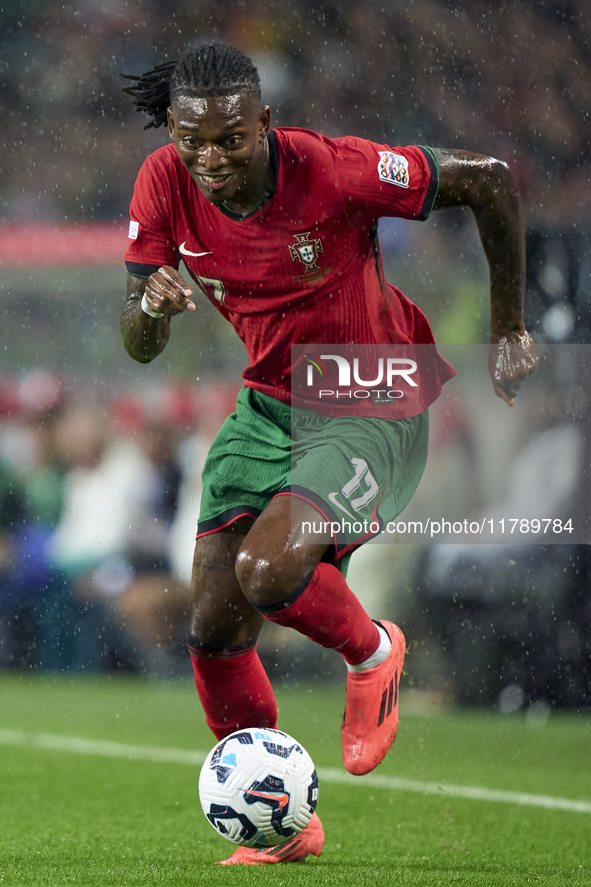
[122,43,261,130]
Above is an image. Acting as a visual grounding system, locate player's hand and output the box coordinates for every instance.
[144,266,196,315]
[488,330,538,407]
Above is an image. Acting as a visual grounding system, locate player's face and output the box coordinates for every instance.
[167,94,271,213]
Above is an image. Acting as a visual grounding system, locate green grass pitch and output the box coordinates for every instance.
[0,673,590,886]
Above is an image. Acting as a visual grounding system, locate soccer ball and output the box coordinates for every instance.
[198,727,319,848]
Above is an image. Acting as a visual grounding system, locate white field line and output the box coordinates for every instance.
[1,728,590,815]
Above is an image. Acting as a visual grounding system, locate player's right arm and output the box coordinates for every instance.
[121,267,195,364]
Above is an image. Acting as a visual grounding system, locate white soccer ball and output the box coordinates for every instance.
[198,727,319,848]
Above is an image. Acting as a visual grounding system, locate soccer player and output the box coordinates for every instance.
[121,43,537,865]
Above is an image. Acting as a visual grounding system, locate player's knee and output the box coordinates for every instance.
[189,596,262,651]
[235,545,286,607]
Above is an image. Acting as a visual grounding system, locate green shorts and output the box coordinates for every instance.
[197,387,428,560]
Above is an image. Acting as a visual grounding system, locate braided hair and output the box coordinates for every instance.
[122,43,261,129]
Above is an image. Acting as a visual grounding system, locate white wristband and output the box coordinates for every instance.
[141,293,165,319]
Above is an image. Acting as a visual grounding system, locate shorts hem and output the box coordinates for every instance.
[196,506,262,539]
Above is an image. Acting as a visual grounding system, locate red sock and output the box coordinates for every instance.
[188,643,278,741]
[261,562,380,665]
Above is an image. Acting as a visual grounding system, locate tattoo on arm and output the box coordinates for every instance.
[120,274,170,363]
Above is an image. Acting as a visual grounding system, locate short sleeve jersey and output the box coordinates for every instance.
[125,127,456,417]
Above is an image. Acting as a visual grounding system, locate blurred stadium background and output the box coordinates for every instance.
[1,0,590,709]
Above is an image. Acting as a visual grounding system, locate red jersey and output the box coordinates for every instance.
[125,127,456,417]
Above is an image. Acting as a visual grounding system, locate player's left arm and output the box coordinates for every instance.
[431,147,538,406]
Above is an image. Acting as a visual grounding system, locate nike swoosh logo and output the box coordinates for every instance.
[328,492,356,520]
[179,242,212,257]
[241,789,290,809]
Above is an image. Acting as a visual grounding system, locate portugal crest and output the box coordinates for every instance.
[289,232,324,273]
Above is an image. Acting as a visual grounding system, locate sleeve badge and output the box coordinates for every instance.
[377,152,409,188]
[128,220,139,240]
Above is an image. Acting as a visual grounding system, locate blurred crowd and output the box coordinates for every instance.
[0,370,239,673]
[1,0,590,224]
